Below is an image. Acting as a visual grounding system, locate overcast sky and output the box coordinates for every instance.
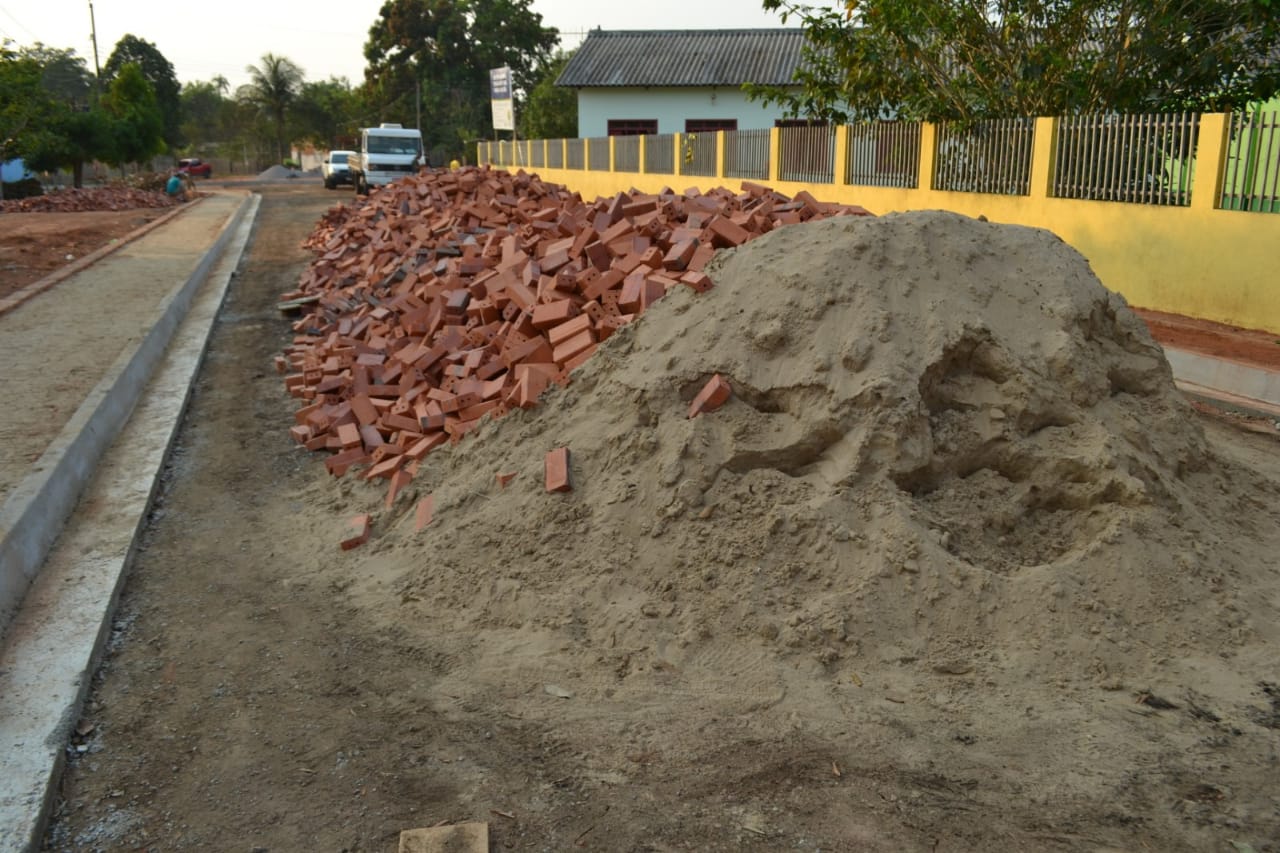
[1,1,799,89]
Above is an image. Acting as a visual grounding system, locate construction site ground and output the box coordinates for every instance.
[2,184,1277,851]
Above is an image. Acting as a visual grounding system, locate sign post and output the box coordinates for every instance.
[489,66,518,165]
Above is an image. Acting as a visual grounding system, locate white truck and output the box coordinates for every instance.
[349,123,425,195]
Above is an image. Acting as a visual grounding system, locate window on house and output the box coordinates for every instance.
[685,119,737,133]
[608,120,658,136]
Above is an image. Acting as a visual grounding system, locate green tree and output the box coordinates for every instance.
[243,53,305,163]
[27,107,114,186]
[104,34,182,147]
[519,49,577,140]
[0,43,56,198]
[102,62,165,167]
[753,0,1280,122]
[292,77,360,147]
[20,43,94,107]
[364,0,558,160]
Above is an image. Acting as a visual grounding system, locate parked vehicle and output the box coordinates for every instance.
[322,150,357,189]
[176,158,212,178]
[349,124,424,195]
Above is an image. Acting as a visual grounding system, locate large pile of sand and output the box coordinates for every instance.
[334,210,1278,845]
[367,211,1266,663]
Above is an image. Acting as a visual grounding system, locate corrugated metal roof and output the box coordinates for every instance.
[556,29,807,88]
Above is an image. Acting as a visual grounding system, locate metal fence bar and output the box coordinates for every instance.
[723,128,771,180]
[588,136,610,171]
[778,124,836,183]
[613,135,640,172]
[934,118,1034,195]
[643,133,675,174]
[1051,112,1199,206]
[1221,109,1280,212]
[531,139,545,168]
[547,139,564,168]
[566,138,584,170]
[844,121,921,188]
[680,132,718,177]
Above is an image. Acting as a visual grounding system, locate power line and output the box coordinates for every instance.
[0,4,40,42]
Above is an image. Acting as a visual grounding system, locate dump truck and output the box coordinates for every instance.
[349,123,425,195]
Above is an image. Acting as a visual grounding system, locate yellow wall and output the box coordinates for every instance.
[491,119,1280,334]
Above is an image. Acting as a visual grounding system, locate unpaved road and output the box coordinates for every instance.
[40,183,1280,852]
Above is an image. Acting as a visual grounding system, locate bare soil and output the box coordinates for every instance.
[0,209,171,299]
[37,191,1280,853]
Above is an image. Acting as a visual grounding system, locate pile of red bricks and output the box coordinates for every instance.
[0,187,180,213]
[277,166,870,526]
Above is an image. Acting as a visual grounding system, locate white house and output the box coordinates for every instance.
[556,29,809,137]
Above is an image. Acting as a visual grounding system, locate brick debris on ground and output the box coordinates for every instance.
[276,165,871,526]
[0,187,182,213]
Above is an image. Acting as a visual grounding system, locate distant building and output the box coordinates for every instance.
[556,29,809,137]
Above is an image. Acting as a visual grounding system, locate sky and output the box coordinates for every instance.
[0,0,800,90]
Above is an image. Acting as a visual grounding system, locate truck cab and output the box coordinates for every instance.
[350,124,424,195]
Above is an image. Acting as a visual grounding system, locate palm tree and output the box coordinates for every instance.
[244,54,304,164]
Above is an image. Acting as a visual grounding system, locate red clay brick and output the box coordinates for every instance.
[545,447,572,493]
[688,373,733,418]
[340,513,371,550]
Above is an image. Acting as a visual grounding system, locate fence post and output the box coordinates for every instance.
[918,123,938,191]
[715,131,726,181]
[675,132,684,177]
[1190,113,1229,212]
[639,135,647,174]
[1029,116,1057,200]
[608,135,616,172]
[769,127,781,184]
[832,125,849,187]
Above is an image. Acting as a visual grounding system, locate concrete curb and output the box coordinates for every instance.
[0,192,252,643]
[0,193,262,852]
[1164,345,1280,415]
[0,198,202,319]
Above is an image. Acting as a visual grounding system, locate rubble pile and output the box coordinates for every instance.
[0,187,180,213]
[277,166,871,502]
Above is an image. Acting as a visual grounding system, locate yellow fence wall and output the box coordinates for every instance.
[484,115,1280,334]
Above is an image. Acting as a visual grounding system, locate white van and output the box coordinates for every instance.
[348,124,424,195]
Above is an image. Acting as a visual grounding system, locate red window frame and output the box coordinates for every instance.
[608,119,658,136]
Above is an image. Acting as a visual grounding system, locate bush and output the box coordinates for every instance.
[282,158,300,169]
[1,177,44,200]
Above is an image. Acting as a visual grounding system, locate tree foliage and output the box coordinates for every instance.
[364,0,558,159]
[520,49,577,140]
[242,53,305,163]
[292,77,362,148]
[1,44,55,164]
[102,62,165,166]
[753,0,1280,122]
[104,34,182,147]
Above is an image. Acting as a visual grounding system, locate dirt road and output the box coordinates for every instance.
[41,184,1280,852]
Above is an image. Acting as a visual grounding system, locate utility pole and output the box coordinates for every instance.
[88,1,102,95]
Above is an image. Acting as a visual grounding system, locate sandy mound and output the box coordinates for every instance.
[256,164,301,181]
[368,210,1260,662]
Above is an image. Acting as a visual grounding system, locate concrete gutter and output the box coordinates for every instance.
[0,192,253,643]
[0,194,261,851]
[1164,346,1280,419]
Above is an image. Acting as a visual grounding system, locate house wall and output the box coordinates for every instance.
[576,87,794,137]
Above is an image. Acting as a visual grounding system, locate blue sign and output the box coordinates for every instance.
[489,67,512,100]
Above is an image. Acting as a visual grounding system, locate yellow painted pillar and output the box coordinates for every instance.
[918,123,938,191]
[832,125,849,187]
[639,135,647,174]
[609,135,617,173]
[769,127,781,184]
[1029,116,1058,199]
[1190,113,1229,212]
[675,132,684,177]
[715,131,726,181]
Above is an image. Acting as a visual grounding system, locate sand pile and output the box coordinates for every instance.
[358,209,1278,694]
